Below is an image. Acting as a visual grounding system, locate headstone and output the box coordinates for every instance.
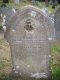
[32,0,36,4]
[49,0,53,5]
[54,7,60,40]
[1,7,16,29]
[54,0,58,5]
[14,0,19,4]
[4,5,55,80]
[0,8,2,15]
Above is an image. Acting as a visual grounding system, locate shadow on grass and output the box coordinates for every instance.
[0,69,60,80]
[0,72,50,80]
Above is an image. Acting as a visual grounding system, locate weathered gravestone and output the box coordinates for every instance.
[54,7,60,40]
[31,0,36,4]
[14,0,20,4]
[0,7,16,32]
[4,5,55,80]
[1,7,16,25]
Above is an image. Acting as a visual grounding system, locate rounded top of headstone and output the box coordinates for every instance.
[5,5,53,27]
[4,5,55,42]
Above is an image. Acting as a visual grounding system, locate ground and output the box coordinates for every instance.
[52,41,60,80]
[0,38,12,77]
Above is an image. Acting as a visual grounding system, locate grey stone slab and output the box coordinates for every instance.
[54,7,60,40]
[1,7,15,24]
[4,5,55,80]
[14,0,19,4]
[0,8,2,14]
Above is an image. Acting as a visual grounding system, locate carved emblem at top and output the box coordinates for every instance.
[24,18,34,32]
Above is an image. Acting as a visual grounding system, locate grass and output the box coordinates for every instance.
[0,1,60,13]
[51,42,60,80]
[0,38,12,77]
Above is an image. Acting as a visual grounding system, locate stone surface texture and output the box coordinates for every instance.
[54,7,60,40]
[5,5,55,79]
